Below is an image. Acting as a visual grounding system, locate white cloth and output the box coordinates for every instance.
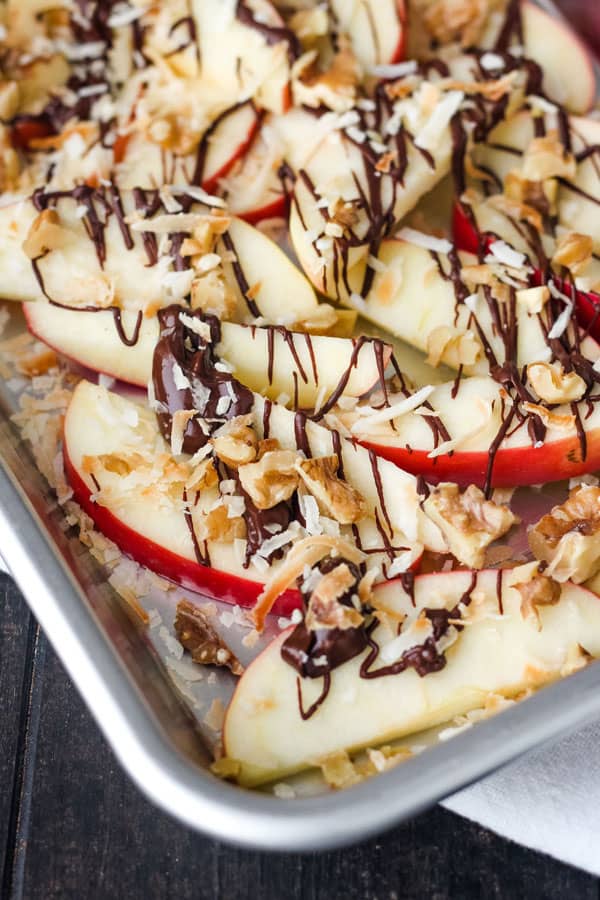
[443,721,600,874]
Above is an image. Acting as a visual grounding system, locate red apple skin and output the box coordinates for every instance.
[390,0,407,62]
[359,428,600,490]
[64,444,302,616]
[23,304,150,388]
[452,200,600,342]
[202,111,263,195]
[10,118,53,150]
[238,195,287,226]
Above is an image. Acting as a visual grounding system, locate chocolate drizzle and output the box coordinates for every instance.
[152,305,253,454]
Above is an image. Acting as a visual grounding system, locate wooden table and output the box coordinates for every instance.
[1,574,596,898]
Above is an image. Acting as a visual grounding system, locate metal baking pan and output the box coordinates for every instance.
[3,0,600,852]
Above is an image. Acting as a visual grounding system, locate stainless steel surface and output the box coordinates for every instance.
[2,0,600,852]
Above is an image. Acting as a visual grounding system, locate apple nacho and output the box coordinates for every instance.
[2,0,600,792]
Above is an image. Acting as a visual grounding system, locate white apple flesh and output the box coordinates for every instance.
[521,2,595,115]
[24,301,392,406]
[223,568,600,786]
[354,375,600,489]
[114,101,261,194]
[329,0,406,69]
[0,198,321,325]
[64,381,429,610]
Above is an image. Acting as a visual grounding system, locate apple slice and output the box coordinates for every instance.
[453,198,600,343]
[114,101,262,194]
[470,110,600,253]
[0,195,322,325]
[223,567,600,785]
[329,0,406,69]
[521,1,595,115]
[64,382,300,614]
[25,301,391,406]
[354,375,600,490]
[192,0,296,115]
[64,381,428,611]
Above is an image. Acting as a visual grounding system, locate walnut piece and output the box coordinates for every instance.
[552,232,593,276]
[424,483,519,568]
[527,361,586,404]
[174,599,243,675]
[212,421,258,468]
[529,486,600,583]
[514,573,561,630]
[238,450,300,509]
[296,455,366,524]
[305,563,363,632]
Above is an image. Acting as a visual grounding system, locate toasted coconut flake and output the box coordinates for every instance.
[522,402,575,432]
[204,697,226,732]
[170,408,197,456]
[253,536,365,631]
[22,209,68,260]
[351,386,435,433]
[316,750,360,789]
[305,564,363,631]
[529,486,600,583]
[426,325,481,369]
[522,131,576,182]
[552,232,593,276]
[527,361,586,405]
[398,227,453,255]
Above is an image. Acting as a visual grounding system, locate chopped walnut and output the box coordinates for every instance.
[193,504,246,543]
[305,563,363,632]
[212,421,258,468]
[426,325,482,369]
[527,361,586,404]
[424,483,519,568]
[514,572,561,630]
[521,131,576,182]
[422,0,492,47]
[22,209,67,260]
[174,599,243,675]
[296,455,366,525]
[238,450,299,509]
[529,486,600,583]
[552,232,593,276]
[516,285,550,314]
[331,199,360,230]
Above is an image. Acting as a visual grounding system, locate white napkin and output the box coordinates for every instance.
[443,720,600,874]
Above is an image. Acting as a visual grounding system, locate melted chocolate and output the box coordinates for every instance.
[152,305,253,454]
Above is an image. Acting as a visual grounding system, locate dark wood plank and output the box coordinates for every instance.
[0,575,41,890]
[15,636,598,900]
